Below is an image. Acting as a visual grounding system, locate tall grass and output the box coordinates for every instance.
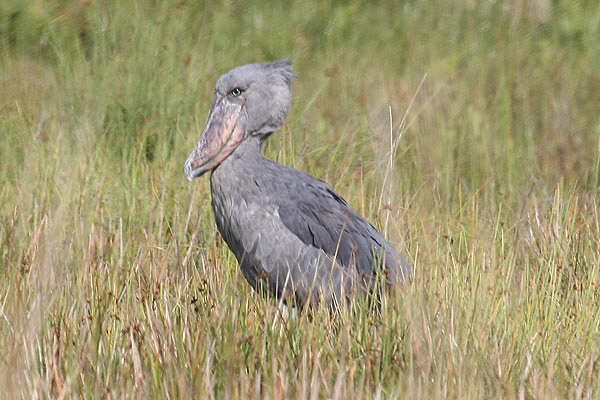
[1,0,599,398]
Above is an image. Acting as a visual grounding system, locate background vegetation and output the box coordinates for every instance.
[1,0,599,398]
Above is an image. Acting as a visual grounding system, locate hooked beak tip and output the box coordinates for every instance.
[184,164,201,181]
[183,160,196,182]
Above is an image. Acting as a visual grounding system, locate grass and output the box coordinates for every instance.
[1,0,600,398]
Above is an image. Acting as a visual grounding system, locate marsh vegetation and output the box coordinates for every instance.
[1,1,599,398]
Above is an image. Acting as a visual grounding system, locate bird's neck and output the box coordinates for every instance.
[210,134,267,184]
[229,134,265,163]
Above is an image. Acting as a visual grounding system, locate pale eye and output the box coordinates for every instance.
[229,87,242,97]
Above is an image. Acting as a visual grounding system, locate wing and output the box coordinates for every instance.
[277,173,412,290]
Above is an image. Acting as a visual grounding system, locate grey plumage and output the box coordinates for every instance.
[184,59,411,308]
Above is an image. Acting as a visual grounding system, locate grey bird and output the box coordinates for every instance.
[184,59,411,309]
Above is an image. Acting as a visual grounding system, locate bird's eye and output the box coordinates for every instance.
[229,87,242,97]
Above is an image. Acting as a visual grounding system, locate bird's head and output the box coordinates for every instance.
[184,59,295,181]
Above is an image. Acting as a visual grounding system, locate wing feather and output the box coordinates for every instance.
[277,176,411,288]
